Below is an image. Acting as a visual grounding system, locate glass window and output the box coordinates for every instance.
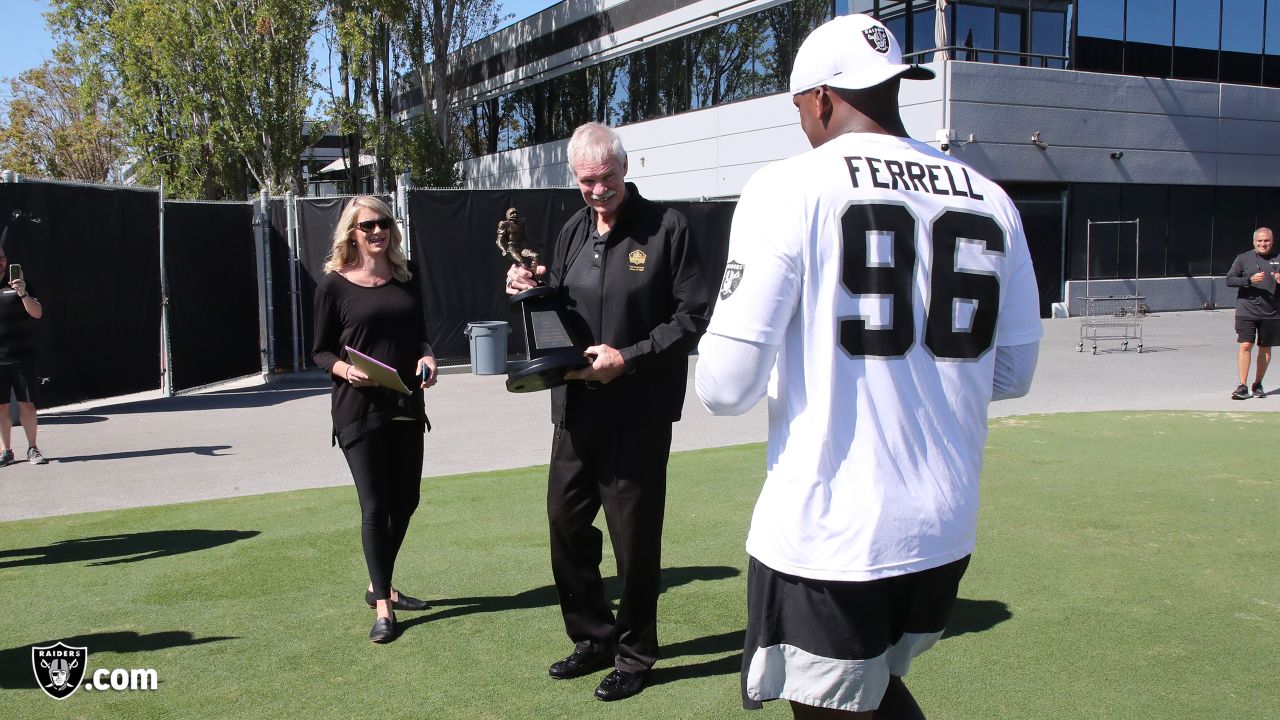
[1125,0,1173,46]
[1222,0,1265,52]
[998,10,1026,64]
[911,6,937,55]
[1175,0,1220,50]
[1032,8,1067,67]
[1077,0,1123,40]
[955,4,997,62]
[1266,0,1280,54]
[1166,187,1214,277]
[1221,0,1265,83]
[1174,0,1222,80]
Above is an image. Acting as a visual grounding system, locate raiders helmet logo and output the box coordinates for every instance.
[863,26,891,54]
[719,261,744,300]
[32,642,88,700]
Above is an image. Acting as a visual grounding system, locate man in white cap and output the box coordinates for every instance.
[697,13,1042,719]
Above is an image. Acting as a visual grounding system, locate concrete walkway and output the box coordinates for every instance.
[0,309,1270,522]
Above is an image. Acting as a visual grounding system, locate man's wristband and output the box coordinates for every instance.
[17,292,28,298]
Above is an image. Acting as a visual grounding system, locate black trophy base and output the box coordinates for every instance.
[505,350,589,393]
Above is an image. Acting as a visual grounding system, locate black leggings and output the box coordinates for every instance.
[341,421,425,601]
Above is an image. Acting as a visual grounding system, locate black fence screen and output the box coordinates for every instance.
[408,188,583,364]
[164,201,260,391]
[265,198,293,373]
[0,182,162,407]
[294,195,394,369]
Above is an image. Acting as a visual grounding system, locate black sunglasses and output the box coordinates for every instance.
[355,217,393,232]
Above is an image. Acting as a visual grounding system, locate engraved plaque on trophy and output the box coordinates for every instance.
[505,286,589,393]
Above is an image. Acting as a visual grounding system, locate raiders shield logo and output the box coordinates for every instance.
[863,26,891,54]
[32,642,88,700]
[719,261,744,300]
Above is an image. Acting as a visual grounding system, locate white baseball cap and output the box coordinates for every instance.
[789,13,935,95]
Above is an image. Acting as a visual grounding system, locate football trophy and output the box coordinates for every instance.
[499,208,589,392]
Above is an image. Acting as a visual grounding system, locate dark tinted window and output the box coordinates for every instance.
[1213,188,1259,275]
[1166,187,1215,277]
[1032,8,1067,68]
[955,4,997,61]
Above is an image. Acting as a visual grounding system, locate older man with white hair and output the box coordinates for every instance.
[506,122,708,702]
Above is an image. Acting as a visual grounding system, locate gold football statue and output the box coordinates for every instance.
[496,207,541,272]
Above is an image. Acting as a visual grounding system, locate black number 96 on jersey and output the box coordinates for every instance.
[840,202,1004,360]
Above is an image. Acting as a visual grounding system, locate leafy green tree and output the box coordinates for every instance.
[50,0,321,199]
[0,50,124,182]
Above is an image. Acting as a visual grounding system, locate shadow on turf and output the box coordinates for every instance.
[51,445,233,463]
[650,630,745,686]
[398,565,740,633]
[0,630,235,689]
[0,529,260,569]
[942,598,1012,638]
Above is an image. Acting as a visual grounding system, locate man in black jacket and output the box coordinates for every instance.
[1225,227,1280,399]
[505,122,708,701]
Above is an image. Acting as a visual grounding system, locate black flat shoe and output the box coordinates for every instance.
[548,649,613,679]
[369,613,396,643]
[364,589,430,611]
[594,669,648,701]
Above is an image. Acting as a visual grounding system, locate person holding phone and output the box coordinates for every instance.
[312,196,438,643]
[0,246,46,466]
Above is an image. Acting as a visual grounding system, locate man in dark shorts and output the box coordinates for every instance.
[1225,227,1279,399]
[0,245,47,465]
[696,14,1041,718]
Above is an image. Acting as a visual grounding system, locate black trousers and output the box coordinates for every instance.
[547,418,672,673]
[341,420,424,601]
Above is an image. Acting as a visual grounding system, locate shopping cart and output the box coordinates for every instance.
[1075,219,1146,355]
[1076,295,1145,354]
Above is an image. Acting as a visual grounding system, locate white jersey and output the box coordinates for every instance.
[707,132,1042,582]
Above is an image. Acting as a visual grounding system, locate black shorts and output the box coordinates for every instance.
[741,555,970,713]
[1236,317,1280,346]
[0,361,37,404]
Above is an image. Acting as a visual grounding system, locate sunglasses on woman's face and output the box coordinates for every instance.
[355,217,393,233]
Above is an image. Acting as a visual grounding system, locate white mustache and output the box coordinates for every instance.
[590,190,616,202]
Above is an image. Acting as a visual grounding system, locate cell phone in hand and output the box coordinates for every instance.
[9,264,22,283]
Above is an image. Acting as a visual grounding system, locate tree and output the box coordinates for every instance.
[0,51,124,182]
[394,0,502,181]
[49,0,322,199]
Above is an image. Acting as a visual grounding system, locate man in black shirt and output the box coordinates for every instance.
[0,245,46,464]
[1225,227,1280,399]
[505,122,708,702]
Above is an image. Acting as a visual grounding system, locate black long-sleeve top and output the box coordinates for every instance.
[1224,249,1280,319]
[312,271,431,447]
[547,183,709,426]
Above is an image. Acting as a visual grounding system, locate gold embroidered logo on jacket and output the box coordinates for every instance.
[628,250,647,271]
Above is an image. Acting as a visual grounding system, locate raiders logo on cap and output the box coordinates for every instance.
[863,26,890,54]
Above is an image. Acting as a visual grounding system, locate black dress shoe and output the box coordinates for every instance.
[548,649,612,679]
[594,669,648,701]
[364,589,430,611]
[369,613,396,643]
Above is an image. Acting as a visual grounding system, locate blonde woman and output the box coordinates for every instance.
[312,196,438,643]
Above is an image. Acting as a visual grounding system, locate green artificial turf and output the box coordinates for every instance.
[0,411,1276,719]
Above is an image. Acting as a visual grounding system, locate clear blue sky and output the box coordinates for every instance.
[0,0,558,94]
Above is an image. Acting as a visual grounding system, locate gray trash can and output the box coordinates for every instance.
[464,321,511,375]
